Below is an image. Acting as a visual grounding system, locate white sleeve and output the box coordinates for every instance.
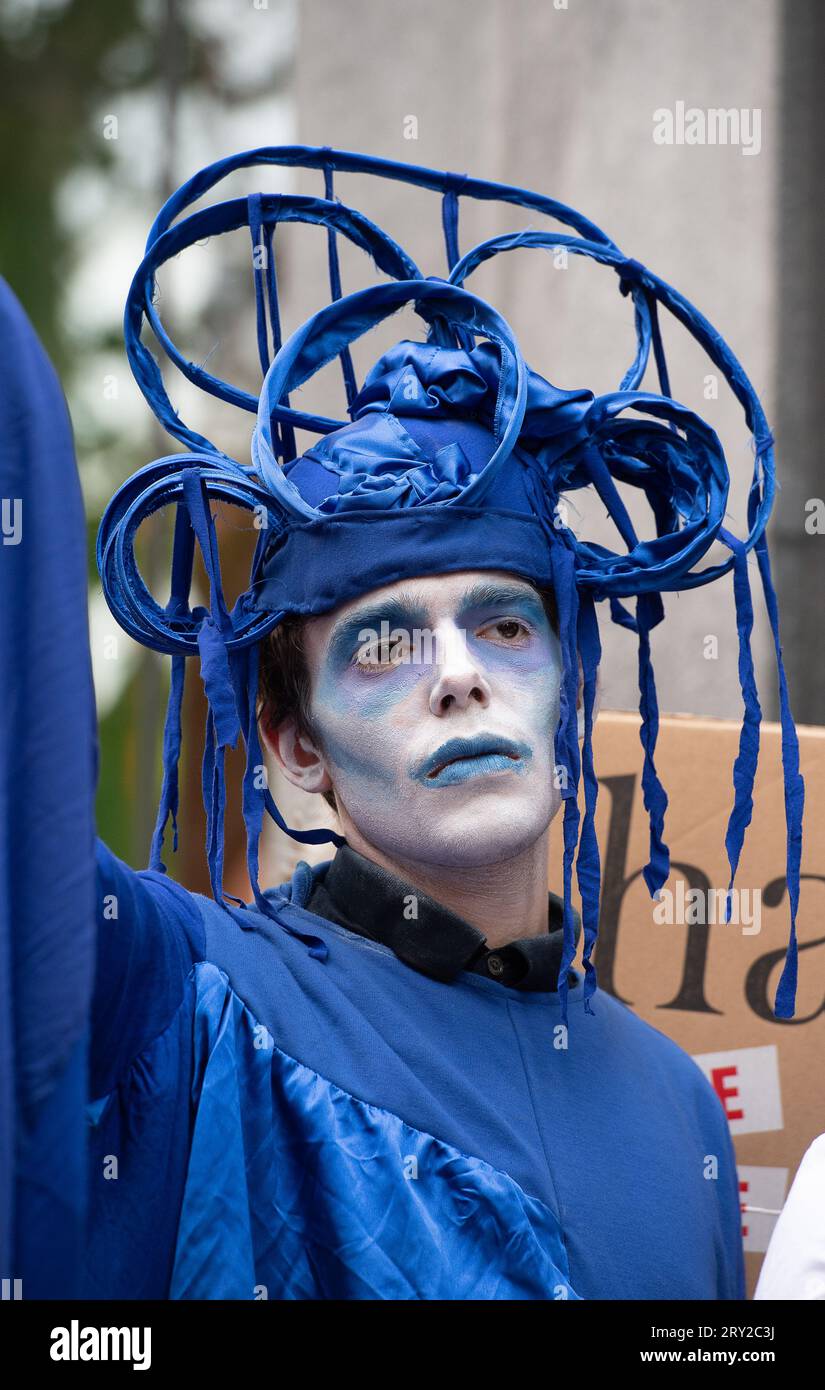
[754,1133,825,1300]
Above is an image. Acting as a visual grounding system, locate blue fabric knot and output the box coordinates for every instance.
[617,256,656,297]
[297,415,478,514]
[352,340,494,421]
[282,337,593,520]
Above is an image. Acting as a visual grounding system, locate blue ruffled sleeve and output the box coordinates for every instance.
[0,279,203,1297]
[92,839,205,1100]
[0,278,98,1297]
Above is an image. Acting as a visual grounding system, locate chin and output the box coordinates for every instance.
[371,783,560,870]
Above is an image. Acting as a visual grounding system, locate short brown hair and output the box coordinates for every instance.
[257,579,559,815]
[257,611,340,814]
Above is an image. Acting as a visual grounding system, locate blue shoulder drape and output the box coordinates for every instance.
[0,280,97,1298]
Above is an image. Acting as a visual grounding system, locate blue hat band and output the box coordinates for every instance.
[248,506,556,617]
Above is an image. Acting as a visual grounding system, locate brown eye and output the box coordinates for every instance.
[477,617,532,645]
[354,634,410,670]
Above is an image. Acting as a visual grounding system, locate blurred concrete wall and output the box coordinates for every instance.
[772,1,825,732]
[266,0,786,878]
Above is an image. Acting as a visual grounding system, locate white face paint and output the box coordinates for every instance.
[301,569,566,869]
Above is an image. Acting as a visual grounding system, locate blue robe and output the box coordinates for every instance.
[1,278,744,1301]
[85,841,744,1300]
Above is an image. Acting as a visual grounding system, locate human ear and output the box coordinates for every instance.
[261,712,334,796]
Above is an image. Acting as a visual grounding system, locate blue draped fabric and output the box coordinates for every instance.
[0,280,97,1298]
[80,844,744,1302]
[170,963,580,1300]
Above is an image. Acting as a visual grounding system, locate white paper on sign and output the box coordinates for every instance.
[690,1044,783,1136]
[736,1165,789,1253]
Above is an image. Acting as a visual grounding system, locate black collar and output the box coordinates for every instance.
[305,844,581,992]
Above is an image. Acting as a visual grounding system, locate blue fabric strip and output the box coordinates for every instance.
[635,593,670,897]
[125,193,419,455]
[719,532,762,919]
[264,218,297,464]
[441,179,474,355]
[576,592,602,1014]
[248,193,272,380]
[548,543,582,1030]
[323,164,358,411]
[755,534,804,1019]
[150,499,196,872]
[150,654,185,872]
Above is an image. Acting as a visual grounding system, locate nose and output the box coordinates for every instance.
[428,622,492,715]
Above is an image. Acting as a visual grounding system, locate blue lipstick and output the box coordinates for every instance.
[412,734,532,788]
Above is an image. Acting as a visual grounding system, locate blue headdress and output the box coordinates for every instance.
[98,146,804,1025]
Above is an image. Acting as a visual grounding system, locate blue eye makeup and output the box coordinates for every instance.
[459,583,548,640]
[327,594,431,668]
[324,579,551,687]
[458,581,547,623]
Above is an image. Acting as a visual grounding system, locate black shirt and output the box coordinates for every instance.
[306,843,581,992]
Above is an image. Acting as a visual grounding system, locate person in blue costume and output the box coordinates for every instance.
[2,147,805,1301]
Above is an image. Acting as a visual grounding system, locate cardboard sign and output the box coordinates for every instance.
[548,711,825,1298]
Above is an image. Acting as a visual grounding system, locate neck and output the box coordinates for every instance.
[340,820,551,949]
